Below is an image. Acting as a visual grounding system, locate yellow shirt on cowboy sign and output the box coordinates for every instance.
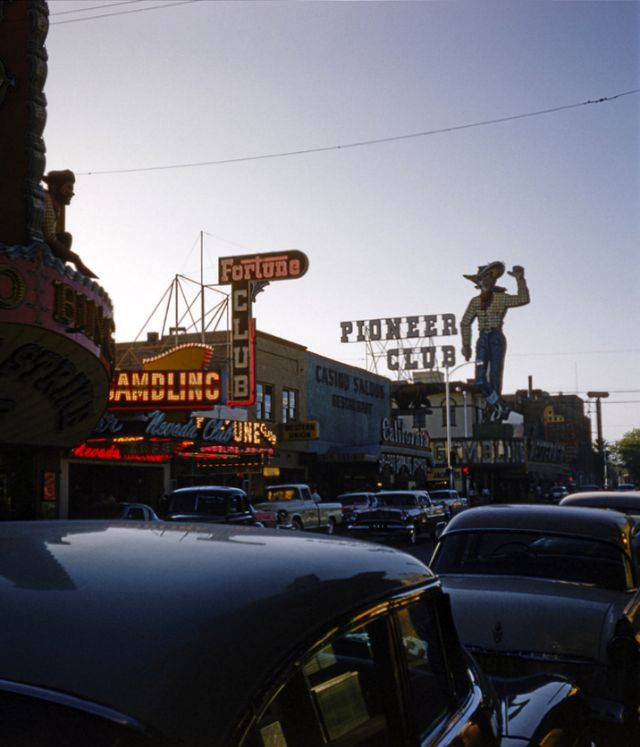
[461,275,530,349]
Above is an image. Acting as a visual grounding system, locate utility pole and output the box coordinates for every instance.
[587,391,609,487]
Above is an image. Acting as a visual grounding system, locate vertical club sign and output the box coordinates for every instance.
[218,250,309,406]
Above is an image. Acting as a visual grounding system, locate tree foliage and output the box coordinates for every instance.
[611,429,640,483]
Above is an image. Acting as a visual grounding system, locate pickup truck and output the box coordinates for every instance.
[253,484,343,534]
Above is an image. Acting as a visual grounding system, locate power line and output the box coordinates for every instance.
[50,1,142,17]
[78,88,640,176]
[511,348,640,357]
[50,0,200,25]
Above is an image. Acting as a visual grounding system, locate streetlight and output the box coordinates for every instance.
[587,391,609,487]
[445,361,476,489]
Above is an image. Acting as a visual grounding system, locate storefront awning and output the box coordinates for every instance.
[318,445,381,463]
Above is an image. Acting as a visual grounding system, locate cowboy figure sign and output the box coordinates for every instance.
[460,261,529,422]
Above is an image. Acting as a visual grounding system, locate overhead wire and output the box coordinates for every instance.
[50,0,200,25]
[77,88,640,176]
[50,1,142,17]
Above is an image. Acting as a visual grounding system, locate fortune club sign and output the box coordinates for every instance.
[218,250,309,406]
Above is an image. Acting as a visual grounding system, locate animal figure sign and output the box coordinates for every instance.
[460,261,530,422]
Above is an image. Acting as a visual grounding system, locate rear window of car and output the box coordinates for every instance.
[432,531,633,591]
[170,491,247,515]
[265,489,296,502]
[379,493,418,508]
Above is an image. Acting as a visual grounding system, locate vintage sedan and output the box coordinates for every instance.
[85,501,160,521]
[163,485,260,526]
[0,521,591,746]
[347,489,446,544]
[429,488,469,518]
[337,491,378,523]
[560,490,640,521]
[430,504,640,731]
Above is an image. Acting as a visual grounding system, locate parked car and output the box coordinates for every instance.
[428,488,468,518]
[560,490,640,521]
[430,503,640,730]
[617,483,638,491]
[544,485,569,503]
[0,520,592,746]
[347,489,446,544]
[337,491,378,523]
[85,501,160,521]
[163,485,260,526]
[253,483,342,533]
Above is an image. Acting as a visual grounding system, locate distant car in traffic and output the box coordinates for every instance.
[253,483,342,533]
[336,491,378,523]
[163,485,260,526]
[544,485,569,503]
[430,503,640,729]
[347,489,446,544]
[85,501,160,521]
[0,521,591,746]
[428,488,468,518]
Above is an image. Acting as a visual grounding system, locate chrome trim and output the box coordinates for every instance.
[0,679,153,735]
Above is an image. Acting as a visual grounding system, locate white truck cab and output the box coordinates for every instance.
[254,484,342,533]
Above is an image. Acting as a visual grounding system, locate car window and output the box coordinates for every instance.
[266,489,296,502]
[380,494,414,508]
[432,531,633,591]
[247,617,395,746]
[244,595,470,747]
[395,603,463,737]
[126,507,146,521]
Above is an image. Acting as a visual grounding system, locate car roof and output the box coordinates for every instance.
[442,503,635,547]
[171,485,246,495]
[337,492,375,498]
[0,521,433,745]
[560,491,640,510]
[266,483,309,489]
[377,489,426,495]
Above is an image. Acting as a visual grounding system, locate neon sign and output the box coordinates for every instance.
[218,250,309,407]
[109,370,221,410]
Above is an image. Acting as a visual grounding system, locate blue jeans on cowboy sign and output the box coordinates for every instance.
[475,328,506,407]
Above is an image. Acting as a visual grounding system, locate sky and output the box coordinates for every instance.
[43,0,639,444]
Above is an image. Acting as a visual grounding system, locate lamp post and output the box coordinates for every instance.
[445,361,475,489]
[587,391,609,487]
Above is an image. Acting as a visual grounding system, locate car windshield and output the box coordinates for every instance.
[433,531,633,591]
[266,488,297,501]
[171,492,247,515]
[430,492,452,501]
[379,494,418,508]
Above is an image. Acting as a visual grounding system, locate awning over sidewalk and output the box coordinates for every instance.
[318,445,382,463]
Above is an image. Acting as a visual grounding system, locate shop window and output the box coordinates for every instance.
[282,388,298,423]
[440,398,456,428]
[256,383,273,421]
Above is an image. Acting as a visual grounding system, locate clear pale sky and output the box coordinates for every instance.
[44,0,639,444]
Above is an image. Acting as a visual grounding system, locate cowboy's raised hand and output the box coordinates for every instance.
[508,265,524,278]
